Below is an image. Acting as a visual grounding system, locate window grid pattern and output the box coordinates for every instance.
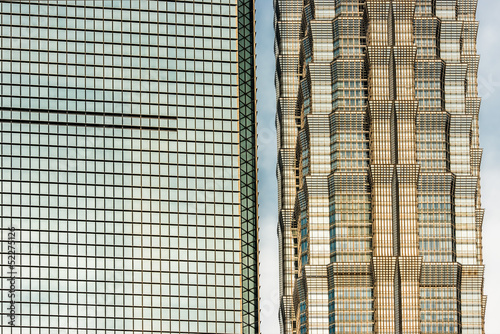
[0,0,258,332]
[328,287,374,333]
[420,287,460,333]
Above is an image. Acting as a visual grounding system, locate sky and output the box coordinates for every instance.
[254,0,500,333]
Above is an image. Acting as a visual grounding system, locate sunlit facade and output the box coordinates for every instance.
[275,0,485,333]
[0,1,259,333]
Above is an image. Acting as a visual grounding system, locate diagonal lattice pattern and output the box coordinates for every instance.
[238,0,260,333]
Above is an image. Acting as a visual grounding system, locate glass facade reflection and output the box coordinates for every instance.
[275,0,486,333]
[0,1,259,333]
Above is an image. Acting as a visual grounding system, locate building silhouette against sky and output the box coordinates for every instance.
[275,0,486,333]
[0,0,259,333]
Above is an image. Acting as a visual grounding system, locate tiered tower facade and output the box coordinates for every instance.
[275,0,486,333]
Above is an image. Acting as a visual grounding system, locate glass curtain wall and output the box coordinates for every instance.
[0,1,259,333]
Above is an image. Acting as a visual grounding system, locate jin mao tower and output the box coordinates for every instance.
[275,0,486,333]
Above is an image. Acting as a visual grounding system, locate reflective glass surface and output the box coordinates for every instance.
[0,1,246,332]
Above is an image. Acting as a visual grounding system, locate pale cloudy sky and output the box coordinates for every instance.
[254,0,500,333]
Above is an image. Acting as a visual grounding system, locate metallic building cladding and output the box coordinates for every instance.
[275,0,486,333]
[0,0,259,332]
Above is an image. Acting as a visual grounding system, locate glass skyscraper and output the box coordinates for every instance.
[0,0,259,333]
[275,0,486,333]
